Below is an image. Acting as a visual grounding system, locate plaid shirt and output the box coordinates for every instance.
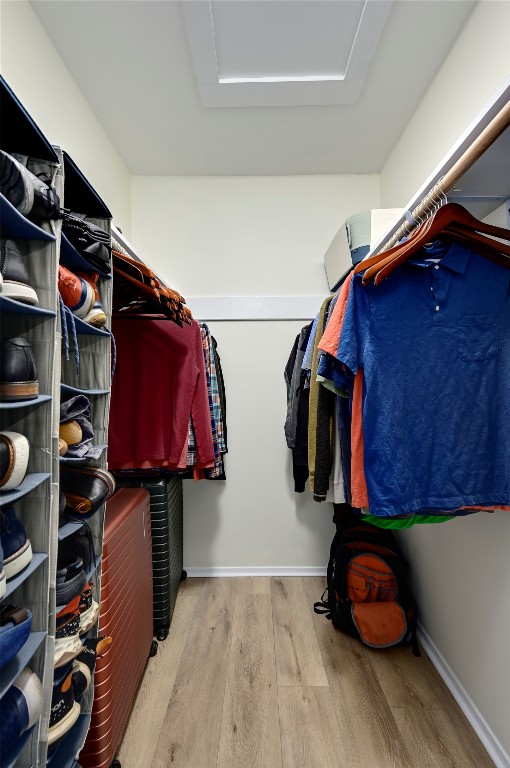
[186,417,196,467]
[200,323,225,478]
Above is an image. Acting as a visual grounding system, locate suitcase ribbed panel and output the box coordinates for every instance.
[80,488,153,768]
[116,476,183,634]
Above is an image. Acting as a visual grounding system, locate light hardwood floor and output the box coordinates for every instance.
[117,577,495,768]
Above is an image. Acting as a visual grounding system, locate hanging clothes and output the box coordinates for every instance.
[197,323,228,480]
[108,314,215,471]
[336,239,510,518]
[285,323,312,492]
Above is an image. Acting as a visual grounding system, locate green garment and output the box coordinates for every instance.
[308,296,333,493]
[361,513,455,529]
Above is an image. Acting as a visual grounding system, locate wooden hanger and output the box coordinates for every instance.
[361,203,510,285]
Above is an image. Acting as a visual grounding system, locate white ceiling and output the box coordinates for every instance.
[31,0,476,176]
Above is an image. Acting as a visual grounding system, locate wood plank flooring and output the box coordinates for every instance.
[117,577,495,768]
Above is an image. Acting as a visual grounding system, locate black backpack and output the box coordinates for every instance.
[315,522,420,655]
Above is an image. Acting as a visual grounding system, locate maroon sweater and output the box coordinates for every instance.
[108,315,215,470]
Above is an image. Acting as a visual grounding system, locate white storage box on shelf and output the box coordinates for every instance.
[323,207,403,290]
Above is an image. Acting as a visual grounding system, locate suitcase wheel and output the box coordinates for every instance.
[110,761,121,768]
[156,627,169,641]
[180,570,187,582]
[150,639,159,657]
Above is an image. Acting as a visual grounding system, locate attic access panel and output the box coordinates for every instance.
[180,0,392,107]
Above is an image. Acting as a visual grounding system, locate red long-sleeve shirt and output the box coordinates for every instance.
[108,315,215,470]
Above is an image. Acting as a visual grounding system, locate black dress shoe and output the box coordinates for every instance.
[0,337,39,401]
[60,466,116,518]
[0,240,38,306]
[0,150,61,222]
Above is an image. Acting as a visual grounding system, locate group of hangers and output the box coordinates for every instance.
[355,200,510,286]
[111,247,192,326]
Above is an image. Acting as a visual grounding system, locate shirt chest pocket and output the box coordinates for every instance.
[458,315,499,362]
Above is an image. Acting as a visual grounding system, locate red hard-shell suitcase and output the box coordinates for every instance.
[80,488,155,768]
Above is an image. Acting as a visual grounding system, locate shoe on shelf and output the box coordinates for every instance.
[57,585,98,639]
[0,604,32,669]
[0,337,39,402]
[76,271,107,327]
[71,635,112,700]
[59,420,83,448]
[60,466,116,518]
[0,506,32,581]
[59,437,68,457]
[0,430,30,490]
[56,524,96,603]
[77,583,100,634]
[55,558,87,609]
[0,240,39,306]
[59,583,100,637]
[0,150,61,222]
[48,671,80,745]
[54,610,84,668]
[58,264,94,321]
[0,667,44,756]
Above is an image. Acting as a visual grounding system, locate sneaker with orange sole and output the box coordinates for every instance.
[58,264,94,321]
[76,271,106,327]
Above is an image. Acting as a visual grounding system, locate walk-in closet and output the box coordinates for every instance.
[1,1,510,767]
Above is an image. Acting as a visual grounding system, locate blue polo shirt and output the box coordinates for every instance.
[337,240,510,517]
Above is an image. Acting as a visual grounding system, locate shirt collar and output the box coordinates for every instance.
[408,240,471,274]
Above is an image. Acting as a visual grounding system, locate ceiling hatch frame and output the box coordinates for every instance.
[179,0,393,108]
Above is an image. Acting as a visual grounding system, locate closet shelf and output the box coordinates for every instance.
[60,234,111,278]
[57,520,87,541]
[0,296,56,317]
[0,394,52,411]
[3,553,48,600]
[0,472,51,508]
[72,316,112,337]
[59,445,107,465]
[0,194,56,241]
[60,384,110,397]
[0,631,46,699]
[61,151,112,219]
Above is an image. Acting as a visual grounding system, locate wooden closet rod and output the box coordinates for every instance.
[382,99,510,251]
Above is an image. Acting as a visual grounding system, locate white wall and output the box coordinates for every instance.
[381,1,510,209]
[131,175,380,569]
[380,1,510,760]
[0,0,131,233]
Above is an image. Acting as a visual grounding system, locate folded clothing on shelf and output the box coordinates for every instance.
[59,395,103,461]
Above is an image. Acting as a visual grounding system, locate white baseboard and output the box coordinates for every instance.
[418,626,510,768]
[184,566,327,578]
